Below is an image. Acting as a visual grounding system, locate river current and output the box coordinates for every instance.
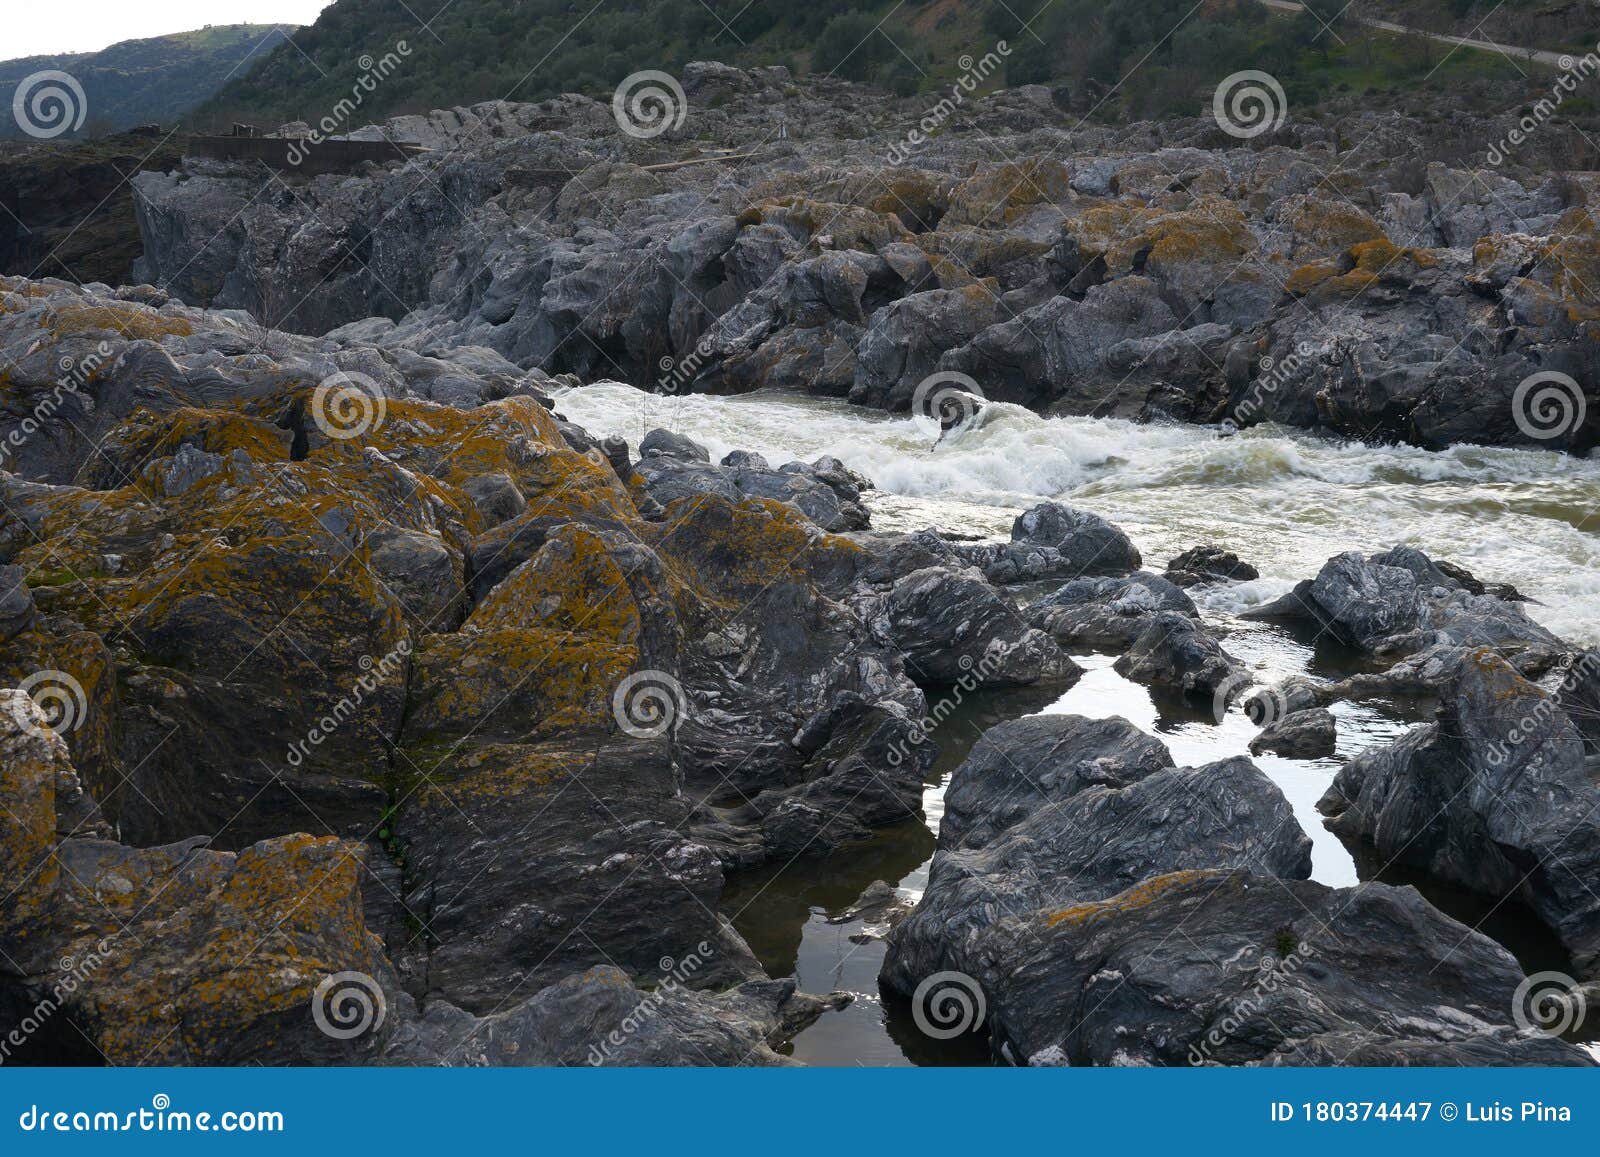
[553,382,1600,1065]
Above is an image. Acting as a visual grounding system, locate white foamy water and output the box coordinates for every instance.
[554,381,1600,646]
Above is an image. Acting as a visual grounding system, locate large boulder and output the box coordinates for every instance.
[1113,610,1245,701]
[982,870,1592,1067]
[1247,548,1563,662]
[1024,571,1196,650]
[882,566,1081,687]
[954,503,1141,585]
[883,714,1312,999]
[1320,648,1600,976]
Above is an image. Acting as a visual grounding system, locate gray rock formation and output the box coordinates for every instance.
[128,67,1597,453]
[983,870,1593,1067]
[882,714,1312,1000]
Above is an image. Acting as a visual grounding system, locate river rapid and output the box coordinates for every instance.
[553,382,1600,1065]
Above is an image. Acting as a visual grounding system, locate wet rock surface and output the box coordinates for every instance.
[1320,648,1600,979]
[984,870,1592,1067]
[881,715,1313,999]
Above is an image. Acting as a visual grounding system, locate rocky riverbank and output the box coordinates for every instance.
[2,60,1599,1067]
[129,61,1598,453]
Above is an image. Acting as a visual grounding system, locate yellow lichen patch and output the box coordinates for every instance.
[76,407,293,489]
[751,196,915,252]
[945,160,1072,227]
[406,627,637,741]
[81,834,384,1064]
[1045,870,1214,928]
[1068,198,1256,278]
[1277,196,1384,257]
[45,303,193,341]
[1545,209,1600,305]
[1285,259,1341,295]
[471,525,645,643]
[916,228,1049,280]
[409,741,580,804]
[649,495,858,608]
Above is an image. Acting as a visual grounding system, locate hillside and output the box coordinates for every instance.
[0,24,295,138]
[200,0,1594,130]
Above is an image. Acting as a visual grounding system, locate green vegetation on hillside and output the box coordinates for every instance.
[198,0,1593,133]
[0,25,294,138]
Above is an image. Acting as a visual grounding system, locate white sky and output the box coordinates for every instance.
[4,2,334,59]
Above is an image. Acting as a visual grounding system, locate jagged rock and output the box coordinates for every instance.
[1164,545,1259,587]
[1113,610,1244,700]
[1320,648,1600,977]
[1024,571,1196,650]
[385,966,848,1067]
[882,715,1312,1000]
[981,870,1592,1067]
[1249,707,1337,758]
[1246,547,1563,662]
[881,566,1081,687]
[954,502,1141,585]
[639,428,712,462]
[0,566,36,641]
[633,447,870,532]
